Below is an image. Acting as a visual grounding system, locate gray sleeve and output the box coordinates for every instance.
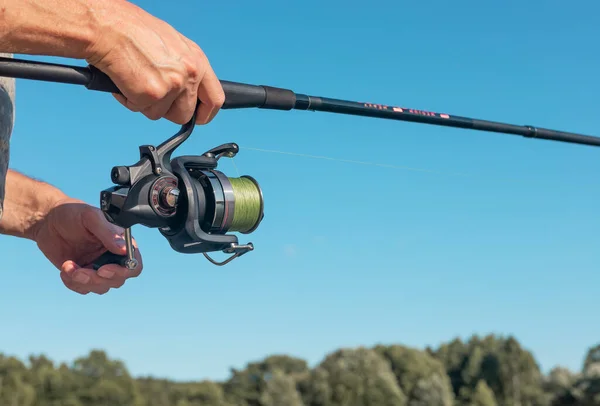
[0,53,15,221]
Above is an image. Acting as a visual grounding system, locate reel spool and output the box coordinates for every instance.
[90,106,264,270]
[192,172,263,235]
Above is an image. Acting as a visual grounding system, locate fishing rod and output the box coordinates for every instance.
[0,56,597,271]
[1,57,599,147]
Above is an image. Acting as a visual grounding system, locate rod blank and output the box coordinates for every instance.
[0,56,598,148]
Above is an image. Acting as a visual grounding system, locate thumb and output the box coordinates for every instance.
[83,209,127,254]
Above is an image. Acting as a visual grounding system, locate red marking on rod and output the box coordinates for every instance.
[393,107,403,112]
[408,109,435,116]
[440,114,450,119]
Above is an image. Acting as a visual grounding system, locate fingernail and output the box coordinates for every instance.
[115,238,126,248]
[98,269,115,279]
[73,272,90,284]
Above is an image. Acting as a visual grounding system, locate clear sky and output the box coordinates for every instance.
[1,0,599,382]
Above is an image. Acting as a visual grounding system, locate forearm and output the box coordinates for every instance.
[0,170,67,240]
[0,0,108,59]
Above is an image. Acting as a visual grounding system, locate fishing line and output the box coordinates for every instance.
[240,146,475,178]
[219,155,261,234]
[238,146,599,191]
[228,176,263,234]
[230,156,241,177]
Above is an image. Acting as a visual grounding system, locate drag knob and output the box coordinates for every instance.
[150,177,179,217]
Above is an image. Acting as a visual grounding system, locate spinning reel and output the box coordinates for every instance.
[91,104,264,270]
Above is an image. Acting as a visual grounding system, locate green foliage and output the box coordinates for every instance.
[468,380,497,406]
[223,354,308,406]
[547,344,600,406]
[0,334,597,406]
[583,344,600,374]
[259,369,304,406]
[303,347,407,406]
[374,344,454,406]
[431,334,546,406]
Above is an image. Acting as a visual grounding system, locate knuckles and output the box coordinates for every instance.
[142,77,171,104]
[143,108,163,121]
[142,57,201,102]
[182,55,202,86]
[117,49,224,124]
[167,69,187,93]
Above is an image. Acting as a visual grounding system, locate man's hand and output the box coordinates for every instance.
[0,170,142,295]
[85,1,225,125]
[34,198,143,295]
[0,0,225,125]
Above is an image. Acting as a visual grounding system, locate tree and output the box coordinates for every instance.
[431,334,546,406]
[430,337,470,396]
[260,369,304,406]
[542,366,576,405]
[303,347,407,406]
[469,380,497,406]
[2,333,600,406]
[374,344,454,406]
[550,345,600,406]
[583,343,600,379]
[175,380,230,406]
[408,374,455,406]
[70,350,143,406]
[223,354,308,406]
[28,354,82,405]
[0,355,36,406]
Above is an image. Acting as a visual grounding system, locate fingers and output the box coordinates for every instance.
[110,39,224,126]
[191,46,225,125]
[186,41,225,125]
[81,209,125,255]
[140,87,182,121]
[64,208,143,295]
[60,240,143,296]
[163,82,200,124]
[195,64,225,125]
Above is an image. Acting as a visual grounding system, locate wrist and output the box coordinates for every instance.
[25,188,68,242]
[0,170,68,241]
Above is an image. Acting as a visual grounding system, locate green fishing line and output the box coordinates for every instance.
[228,176,263,233]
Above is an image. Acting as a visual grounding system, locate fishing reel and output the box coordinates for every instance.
[90,108,264,271]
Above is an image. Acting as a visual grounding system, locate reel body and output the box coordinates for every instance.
[91,111,264,270]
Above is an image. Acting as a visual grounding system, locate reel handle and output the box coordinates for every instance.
[90,227,139,272]
[91,251,128,270]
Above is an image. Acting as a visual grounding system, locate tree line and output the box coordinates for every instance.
[1,333,598,406]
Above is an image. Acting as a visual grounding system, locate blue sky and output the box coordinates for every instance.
[1,0,600,381]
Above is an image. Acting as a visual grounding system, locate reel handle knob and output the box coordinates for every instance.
[91,251,129,270]
[90,227,138,271]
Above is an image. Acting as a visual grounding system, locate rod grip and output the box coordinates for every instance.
[83,68,297,111]
[221,80,296,110]
[263,85,296,110]
[86,66,122,94]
